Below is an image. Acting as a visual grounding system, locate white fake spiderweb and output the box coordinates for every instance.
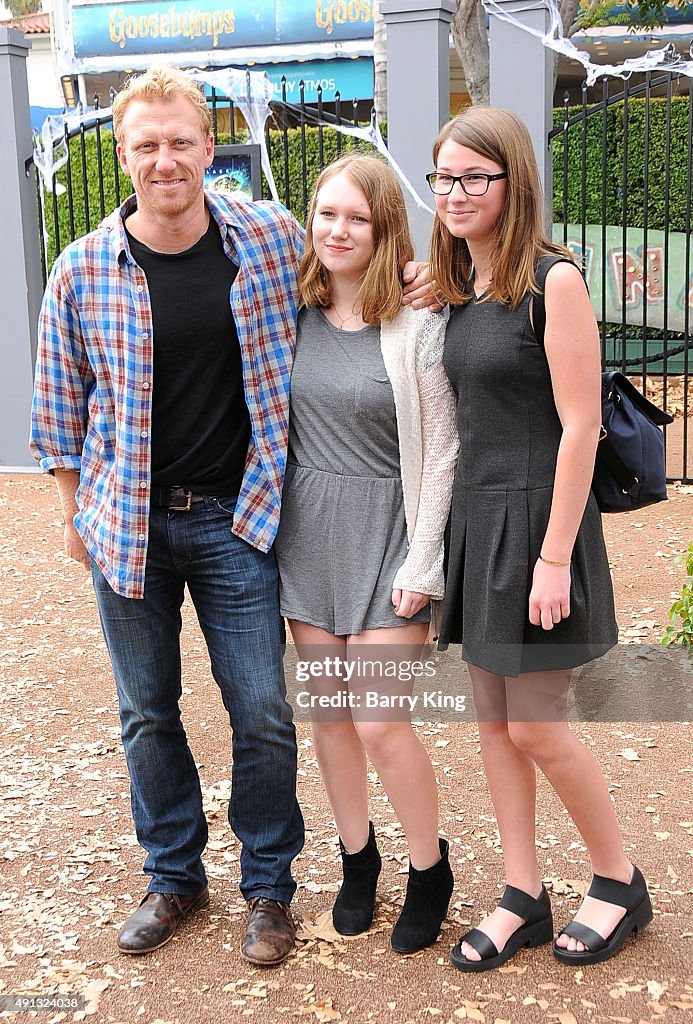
[483,0,693,84]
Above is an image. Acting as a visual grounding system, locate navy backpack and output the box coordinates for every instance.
[532,259,673,514]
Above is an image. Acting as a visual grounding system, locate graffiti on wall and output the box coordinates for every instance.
[554,224,691,332]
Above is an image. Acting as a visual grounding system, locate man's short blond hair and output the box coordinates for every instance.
[113,66,212,142]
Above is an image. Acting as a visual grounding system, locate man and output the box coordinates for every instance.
[31,66,432,966]
[31,67,304,966]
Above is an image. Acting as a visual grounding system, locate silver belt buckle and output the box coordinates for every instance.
[171,489,193,511]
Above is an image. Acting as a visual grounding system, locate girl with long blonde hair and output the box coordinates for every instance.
[274,153,459,953]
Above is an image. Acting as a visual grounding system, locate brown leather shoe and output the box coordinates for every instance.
[117,886,210,954]
[240,897,296,966]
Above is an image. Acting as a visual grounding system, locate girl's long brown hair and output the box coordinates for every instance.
[429,107,571,308]
[300,154,415,324]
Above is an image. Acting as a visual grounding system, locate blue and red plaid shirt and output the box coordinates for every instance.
[30,192,304,598]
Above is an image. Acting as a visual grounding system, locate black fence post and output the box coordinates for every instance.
[299,79,308,222]
[110,87,121,208]
[281,77,290,210]
[94,93,106,222]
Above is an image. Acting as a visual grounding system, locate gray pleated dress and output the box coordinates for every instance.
[275,305,430,636]
[439,256,618,677]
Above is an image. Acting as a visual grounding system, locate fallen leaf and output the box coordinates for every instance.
[454,1004,485,1022]
[312,1001,341,1023]
[296,911,345,944]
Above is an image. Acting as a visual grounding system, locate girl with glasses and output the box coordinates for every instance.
[274,154,459,952]
[429,107,651,972]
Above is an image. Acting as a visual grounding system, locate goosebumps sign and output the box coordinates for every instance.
[107,5,237,49]
[72,0,374,58]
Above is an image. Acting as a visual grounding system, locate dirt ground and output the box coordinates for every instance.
[1,473,692,1024]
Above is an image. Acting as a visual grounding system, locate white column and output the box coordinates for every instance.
[381,0,455,257]
[0,27,43,470]
[489,0,554,213]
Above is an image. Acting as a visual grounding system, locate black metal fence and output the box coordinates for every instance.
[34,72,692,481]
[549,70,692,482]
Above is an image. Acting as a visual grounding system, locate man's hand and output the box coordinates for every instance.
[402,261,444,312]
[63,519,90,570]
[54,471,89,570]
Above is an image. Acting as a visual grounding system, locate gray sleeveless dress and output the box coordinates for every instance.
[275,305,430,636]
[439,257,618,677]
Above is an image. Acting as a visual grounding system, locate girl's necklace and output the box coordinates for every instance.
[328,302,362,330]
[470,260,492,297]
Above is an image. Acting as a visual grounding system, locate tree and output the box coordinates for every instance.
[451,0,490,106]
[452,0,687,106]
[4,0,41,17]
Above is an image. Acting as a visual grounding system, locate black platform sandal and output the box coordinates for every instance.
[552,864,652,966]
[450,884,553,973]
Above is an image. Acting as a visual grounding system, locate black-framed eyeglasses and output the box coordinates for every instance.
[425,171,508,196]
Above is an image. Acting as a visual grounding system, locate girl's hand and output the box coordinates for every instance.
[528,559,571,630]
[392,589,430,618]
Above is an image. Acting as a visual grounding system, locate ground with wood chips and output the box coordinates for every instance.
[1,474,692,1024]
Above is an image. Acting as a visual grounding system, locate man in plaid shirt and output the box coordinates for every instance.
[30,66,306,965]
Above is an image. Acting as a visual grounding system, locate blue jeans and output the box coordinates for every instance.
[90,496,304,902]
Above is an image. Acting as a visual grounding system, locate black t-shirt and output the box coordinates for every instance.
[126,217,251,494]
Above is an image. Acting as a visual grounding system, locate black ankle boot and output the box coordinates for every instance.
[391,838,454,953]
[332,822,382,936]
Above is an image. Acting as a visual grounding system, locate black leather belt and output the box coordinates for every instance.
[150,486,206,511]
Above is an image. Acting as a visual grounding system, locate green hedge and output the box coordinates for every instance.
[40,97,689,271]
[40,129,130,269]
[551,95,690,233]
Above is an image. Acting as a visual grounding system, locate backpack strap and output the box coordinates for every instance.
[596,433,641,498]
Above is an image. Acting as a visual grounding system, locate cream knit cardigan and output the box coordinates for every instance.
[380,304,459,602]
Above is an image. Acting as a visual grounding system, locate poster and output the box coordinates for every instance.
[204,144,261,200]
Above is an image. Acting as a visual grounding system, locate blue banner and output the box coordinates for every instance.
[203,59,373,103]
[260,59,373,103]
[72,0,373,58]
